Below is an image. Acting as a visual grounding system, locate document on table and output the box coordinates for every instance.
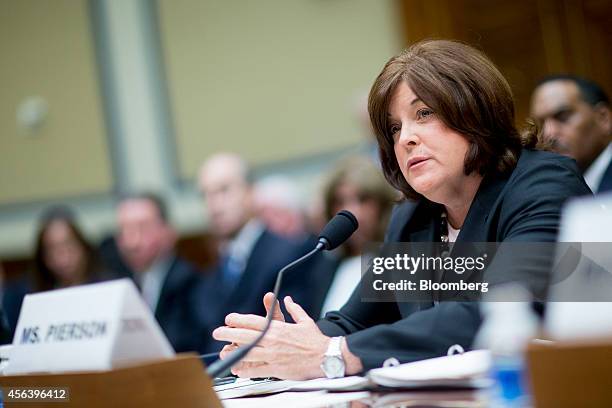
[214,376,370,400]
[214,378,298,400]
[289,376,371,391]
[368,349,492,388]
[222,391,371,408]
[215,350,492,400]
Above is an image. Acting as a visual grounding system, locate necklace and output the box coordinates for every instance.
[440,212,451,259]
[440,212,449,243]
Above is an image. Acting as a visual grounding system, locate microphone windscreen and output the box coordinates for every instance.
[318,210,359,250]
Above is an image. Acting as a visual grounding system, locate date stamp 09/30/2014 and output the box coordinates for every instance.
[0,387,70,403]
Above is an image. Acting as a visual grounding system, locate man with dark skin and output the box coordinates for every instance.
[530,75,612,193]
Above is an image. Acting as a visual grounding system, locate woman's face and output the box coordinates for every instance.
[388,81,471,203]
[42,220,87,283]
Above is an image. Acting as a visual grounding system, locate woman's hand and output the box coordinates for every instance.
[213,293,330,380]
[216,292,284,374]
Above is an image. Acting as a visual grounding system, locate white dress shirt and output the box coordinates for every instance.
[448,224,460,243]
[138,256,172,312]
[319,255,362,318]
[583,143,612,192]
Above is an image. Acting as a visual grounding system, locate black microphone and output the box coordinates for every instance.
[206,210,359,378]
[316,210,359,250]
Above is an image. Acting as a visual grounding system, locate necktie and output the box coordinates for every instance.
[220,254,243,292]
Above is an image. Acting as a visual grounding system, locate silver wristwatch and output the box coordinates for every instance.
[320,336,346,378]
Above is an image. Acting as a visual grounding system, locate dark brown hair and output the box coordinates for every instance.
[33,206,99,292]
[369,39,540,200]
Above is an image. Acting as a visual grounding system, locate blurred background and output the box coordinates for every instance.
[1,0,611,284]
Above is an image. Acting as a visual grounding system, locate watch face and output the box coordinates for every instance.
[322,356,344,377]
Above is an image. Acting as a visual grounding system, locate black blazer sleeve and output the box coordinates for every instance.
[317,278,403,338]
[483,155,592,299]
[339,302,480,371]
[497,154,591,242]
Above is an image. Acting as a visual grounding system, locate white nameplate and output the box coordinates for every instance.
[6,278,174,374]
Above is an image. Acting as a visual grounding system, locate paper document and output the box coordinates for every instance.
[222,391,370,408]
[215,378,298,400]
[290,376,370,391]
[368,350,491,388]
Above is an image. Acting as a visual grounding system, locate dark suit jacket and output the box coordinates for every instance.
[153,256,203,353]
[195,228,308,353]
[597,157,612,193]
[1,278,29,339]
[0,310,11,344]
[317,149,592,370]
[98,236,133,279]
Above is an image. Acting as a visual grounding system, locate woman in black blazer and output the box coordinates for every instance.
[211,40,591,379]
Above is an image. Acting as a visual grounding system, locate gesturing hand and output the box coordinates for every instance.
[213,293,330,380]
[216,292,284,374]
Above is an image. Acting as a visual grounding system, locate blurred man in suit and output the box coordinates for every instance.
[196,153,308,353]
[531,75,612,193]
[116,193,202,352]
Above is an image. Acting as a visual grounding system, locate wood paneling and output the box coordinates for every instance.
[398,0,612,125]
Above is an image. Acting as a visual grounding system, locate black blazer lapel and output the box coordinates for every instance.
[385,200,419,242]
[438,173,509,299]
[456,172,508,242]
[390,201,438,315]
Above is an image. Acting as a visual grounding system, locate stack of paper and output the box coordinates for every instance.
[215,378,298,399]
[368,350,492,388]
[290,376,371,391]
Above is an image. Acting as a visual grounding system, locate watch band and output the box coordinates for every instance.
[321,336,346,379]
[325,336,343,357]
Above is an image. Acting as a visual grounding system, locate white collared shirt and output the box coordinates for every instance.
[583,143,612,192]
[139,256,172,312]
[319,255,362,318]
[448,225,460,243]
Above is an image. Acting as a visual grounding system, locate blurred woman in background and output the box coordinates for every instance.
[314,156,396,317]
[33,206,103,292]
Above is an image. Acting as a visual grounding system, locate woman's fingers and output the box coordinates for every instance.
[220,343,270,363]
[218,343,238,359]
[212,326,262,344]
[263,292,285,322]
[284,296,313,324]
[240,345,277,362]
[225,313,268,330]
[231,361,270,378]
